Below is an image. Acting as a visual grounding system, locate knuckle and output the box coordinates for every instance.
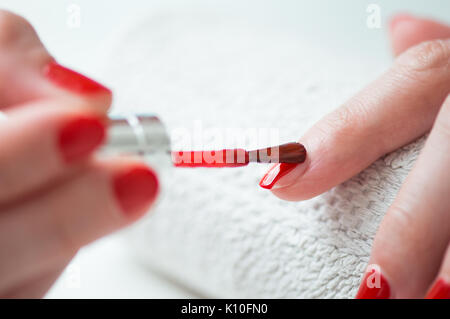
[316,98,382,162]
[0,10,35,46]
[324,98,372,142]
[396,39,450,72]
[326,107,356,136]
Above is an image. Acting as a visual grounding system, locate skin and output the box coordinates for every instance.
[265,14,450,298]
[0,11,157,298]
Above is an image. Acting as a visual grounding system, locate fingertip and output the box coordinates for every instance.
[113,165,159,219]
[389,13,450,56]
[58,115,106,163]
[270,182,317,202]
[259,163,299,190]
[425,278,450,299]
[42,61,113,113]
[355,266,392,299]
[389,13,423,56]
[389,12,414,33]
[43,61,111,96]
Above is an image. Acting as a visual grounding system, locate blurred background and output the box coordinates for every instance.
[3,0,450,76]
[0,0,448,298]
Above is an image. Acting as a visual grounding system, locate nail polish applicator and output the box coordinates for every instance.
[103,114,307,168]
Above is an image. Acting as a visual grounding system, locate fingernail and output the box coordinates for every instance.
[259,161,308,190]
[355,267,391,299]
[113,166,159,216]
[43,61,111,95]
[425,278,450,299]
[58,117,106,163]
[389,13,415,32]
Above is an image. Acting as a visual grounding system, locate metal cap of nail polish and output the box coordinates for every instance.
[101,113,172,174]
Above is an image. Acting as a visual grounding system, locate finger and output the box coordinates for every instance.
[3,257,72,298]
[426,245,450,299]
[0,99,106,204]
[261,38,450,200]
[355,94,450,299]
[0,10,111,110]
[390,13,450,56]
[0,158,159,291]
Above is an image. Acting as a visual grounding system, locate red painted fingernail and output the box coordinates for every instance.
[425,279,450,299]
[113,167,159,217]
[58,117,106,163]
[44,61,111,95]
[355,267,391,299]
[259,163,298,189]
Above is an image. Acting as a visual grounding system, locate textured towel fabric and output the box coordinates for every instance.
[96,11,424,298]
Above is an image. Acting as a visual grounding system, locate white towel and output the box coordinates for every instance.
[96,9,424,298]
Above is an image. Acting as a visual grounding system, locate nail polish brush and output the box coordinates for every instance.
[103,114,307,168]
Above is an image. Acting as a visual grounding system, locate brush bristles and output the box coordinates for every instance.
[171,142,307,167]
[248,142,306,163]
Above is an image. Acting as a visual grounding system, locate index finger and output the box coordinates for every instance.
[260,38,450,200]
[0,99,106,204]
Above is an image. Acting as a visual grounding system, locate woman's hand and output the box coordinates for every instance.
[0,11,158,298]
[259,14,450,298]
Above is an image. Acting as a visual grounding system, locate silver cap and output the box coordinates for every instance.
[101,114,172,171]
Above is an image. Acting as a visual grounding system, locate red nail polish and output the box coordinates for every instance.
[259,163,298,189]
[113,167,159,216]
[425,279,450,299]
[355,268,391,299]
[58,117,106,163]
[44,61,111,95]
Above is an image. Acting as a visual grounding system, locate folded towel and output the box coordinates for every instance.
[96,9,423,298]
